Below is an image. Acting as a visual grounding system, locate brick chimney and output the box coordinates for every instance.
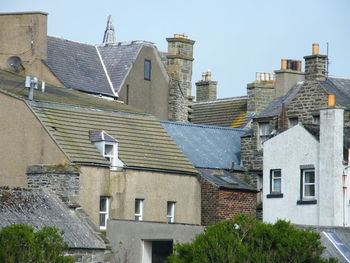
[274,59,305,97]
[0,12,48,76]
[318,94,344,226]
[304,43,327,81]
[195,71,217,102]
[166,34,195,122]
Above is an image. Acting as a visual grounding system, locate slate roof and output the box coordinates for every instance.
[197,168,256,191]
[45,36,113,96]
[97,41,152,93]
[0,187,107,249]
[297,225,350,263]
[45,36,156,97]
[89,130,117,143]
[191,96,251,128]
[258,77,350,119]
[161,121,247,170]
[0,70,197,174]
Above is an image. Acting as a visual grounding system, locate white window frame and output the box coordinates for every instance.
[99,196,109,230]
[167,201,175,223]
[135,199,144,221]
[104,143,115,164]
[302,169,316,199]
[259,122,270,149]
[271,169,282,194]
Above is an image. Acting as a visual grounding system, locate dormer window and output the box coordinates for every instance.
[89,130,124,170]
[104,144,114,163]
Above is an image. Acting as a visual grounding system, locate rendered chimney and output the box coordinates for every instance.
[196,71,217,102]
[319,96,344,226]
[304,43,327,81]
[275,59,305,98]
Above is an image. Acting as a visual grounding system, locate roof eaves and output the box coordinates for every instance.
[125,165,198,176]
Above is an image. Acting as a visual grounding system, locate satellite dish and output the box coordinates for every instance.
[7,56,22,68]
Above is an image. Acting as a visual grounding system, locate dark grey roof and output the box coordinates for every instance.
[197,168,256,191]
[320,77,350,109]
[0,188,107,249]
[258,77,350,119]
[45,36,113,96]
[89,129,117,143]
[161,121,247,170]
[297,225,350,263]
[97,41,150,93]
[257,81,303,118]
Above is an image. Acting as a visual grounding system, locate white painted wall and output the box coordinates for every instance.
[263,124,320,225]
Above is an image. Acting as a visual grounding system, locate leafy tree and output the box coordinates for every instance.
[166,215,338,263]
[0,224,74,263]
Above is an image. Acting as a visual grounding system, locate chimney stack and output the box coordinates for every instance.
[274,59,305,98]
[166,34,195,122]
[318,96,344,226]
[304,43,327,81]
[196,71,217,102]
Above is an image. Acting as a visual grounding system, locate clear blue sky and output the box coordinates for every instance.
[2,0,350,99]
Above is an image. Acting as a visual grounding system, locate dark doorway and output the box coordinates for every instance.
[152,241,173,263]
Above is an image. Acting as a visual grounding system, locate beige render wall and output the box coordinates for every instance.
[0,93,68,187]
[79,165,111,226]
[109,169,201,225]
[0,12,62,86]
[118,45,170,120]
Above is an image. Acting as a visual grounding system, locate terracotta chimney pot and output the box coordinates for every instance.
[312,43,319,55]
[327,94,336,107]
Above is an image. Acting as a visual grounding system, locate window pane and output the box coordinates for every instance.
[99,214,106,227]
[135,215,141,221]
[259,123,269,136]
[135,199,141,214]
[100,197,107,212]
[144,60,151,80]
[104,144,113,155]
[273,170,281,178]
[304,171,315,183]
[304,185,315,197]
[273,178,281,192]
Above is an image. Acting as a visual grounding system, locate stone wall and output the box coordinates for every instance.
[196,80,217,102]
[168,78,190,122]
[285,80,328,124]
[27,164,80,207]
[66,248,114,263]
[247,83,275,113]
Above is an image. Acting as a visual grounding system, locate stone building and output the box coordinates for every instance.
[0,11,195,122]
[241,44,350,201]
[161,121,257,225]
[0,69,202,262]
[191,71,276,129]
[0,187,112,262]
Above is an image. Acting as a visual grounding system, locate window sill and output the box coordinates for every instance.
[266,193,283,198]
[297,200,317,205]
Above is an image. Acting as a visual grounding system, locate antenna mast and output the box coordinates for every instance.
[326,42,329,79]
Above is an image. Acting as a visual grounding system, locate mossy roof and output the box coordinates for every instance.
[0,70,197,174]
[191,97,251,128]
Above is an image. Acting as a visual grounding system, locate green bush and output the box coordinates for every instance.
[166,215,338,263]
[0,224,74,263]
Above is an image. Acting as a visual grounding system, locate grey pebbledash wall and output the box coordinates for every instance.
[27,164,80,207]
